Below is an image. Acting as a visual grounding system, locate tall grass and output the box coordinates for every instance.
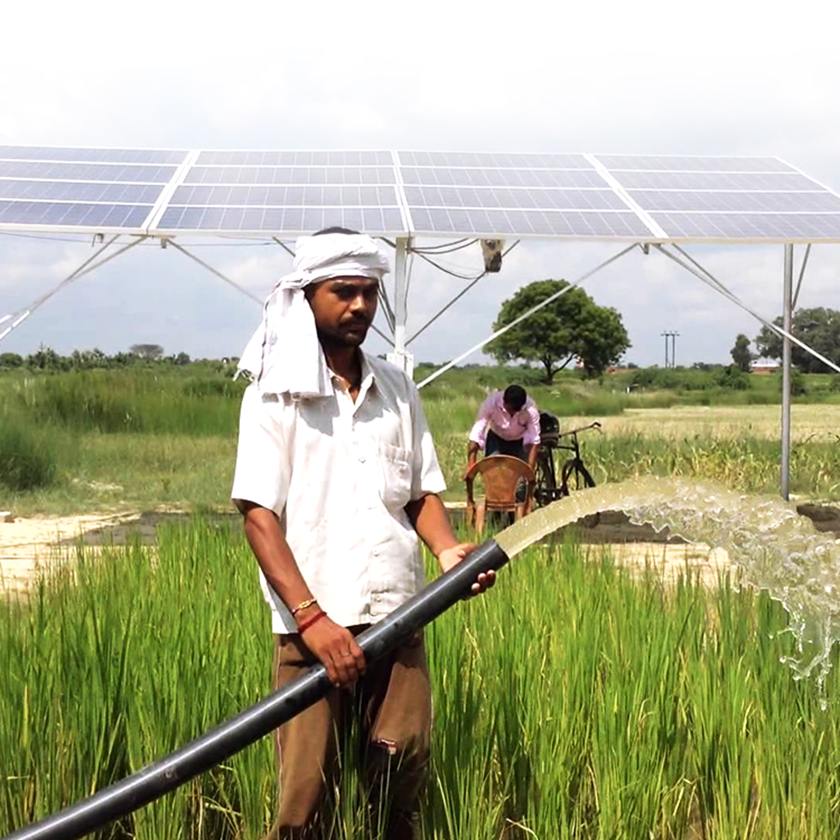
[3,365,840,512]
[10,371,244,435]
[0,413,56,491]
[2,521,837,838]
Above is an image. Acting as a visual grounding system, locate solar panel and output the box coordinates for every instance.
[595,155,794,173]
[399,151,592,169]
[594,155,840,241]
[399,152,654,239]
[154,152,405,235]
[0,147,188,232]
[0,201,152,228]
[0,145,186,164]
[1,146,839,242]
[410,207,651,238]
[196,150,391,166]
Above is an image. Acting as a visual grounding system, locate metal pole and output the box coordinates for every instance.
[662,331,669,367]
[386,237,413,375]
[2,540,510,840]
[672,332,679,368]
[781,243,794,500]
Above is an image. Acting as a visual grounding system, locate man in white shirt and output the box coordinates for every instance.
[231,228,494,839]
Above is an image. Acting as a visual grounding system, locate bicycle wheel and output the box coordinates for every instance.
[560,458,596,493]
[533,449,558,507]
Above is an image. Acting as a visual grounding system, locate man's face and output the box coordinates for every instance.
[305,276,379,348]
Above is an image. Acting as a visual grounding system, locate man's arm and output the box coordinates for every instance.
[525,443,539,472]
[239,502,365,687]
[465,440,481,478]
[404,494,495,595]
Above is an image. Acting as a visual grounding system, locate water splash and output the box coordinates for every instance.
[496,477,840,692]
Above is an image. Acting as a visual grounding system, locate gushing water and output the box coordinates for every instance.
[496,477,840,693]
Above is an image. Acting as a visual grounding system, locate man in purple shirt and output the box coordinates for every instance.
[466,384,541,476]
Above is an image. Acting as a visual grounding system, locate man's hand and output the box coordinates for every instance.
[437,542,497,597]
[300,616,366,688]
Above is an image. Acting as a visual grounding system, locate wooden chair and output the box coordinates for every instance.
[464,455,536,532]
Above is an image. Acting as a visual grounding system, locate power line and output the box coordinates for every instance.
[660,330,680,368]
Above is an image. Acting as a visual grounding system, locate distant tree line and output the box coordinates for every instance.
[728,307,840,374]
[0,345,238,371]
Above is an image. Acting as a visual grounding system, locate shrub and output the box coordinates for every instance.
[0,420,56,490]
[715,365,750,390]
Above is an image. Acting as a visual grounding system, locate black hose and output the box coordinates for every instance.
[3,539,509,840]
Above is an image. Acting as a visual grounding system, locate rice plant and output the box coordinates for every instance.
[1,521,838,838]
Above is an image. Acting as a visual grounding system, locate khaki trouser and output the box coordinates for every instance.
[263,627,431,840]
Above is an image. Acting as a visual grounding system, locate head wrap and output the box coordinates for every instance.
[237,233,390,397]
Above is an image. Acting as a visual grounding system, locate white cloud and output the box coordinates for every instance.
[2,0,840,364]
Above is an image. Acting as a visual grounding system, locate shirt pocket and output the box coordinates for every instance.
[378,442,413,511]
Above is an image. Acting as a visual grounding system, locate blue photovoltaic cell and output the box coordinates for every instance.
[410,207,650,238]
[197,150,392,166]
[0,201,151,228]
[400,167,608,189]
[609,170,818,191]
[596,155,792,173]
[651,212,840,240]
[156,205,404,234]
[182,166,396,185]
[403,185,626,211]
[399,151,591,169]
[0,146,187,164]
[630,190,840,213]
[0,180,163,203]
[170,184,400,206]
[0,161,177,183]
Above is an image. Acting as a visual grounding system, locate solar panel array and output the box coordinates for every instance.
[2,146,840,242]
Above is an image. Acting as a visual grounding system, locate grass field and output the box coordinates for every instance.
[1,365,839,837]
[2,364,839,514]
[2,520,838,839]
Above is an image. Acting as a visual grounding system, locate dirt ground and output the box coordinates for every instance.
[3,503,838,597]
[0,507,733,596]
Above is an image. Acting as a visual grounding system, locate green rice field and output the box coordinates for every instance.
[2,519,838,839]
[1,365,839,837]
[2,365,840,514]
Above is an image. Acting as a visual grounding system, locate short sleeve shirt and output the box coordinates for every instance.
[231,352,446,633]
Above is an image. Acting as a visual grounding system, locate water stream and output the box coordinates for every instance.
[495,477,839,693]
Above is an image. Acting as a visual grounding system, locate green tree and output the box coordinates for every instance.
[0,352,23,368]
[489,280,630,382]
[129,343,164,360]
[730,333,753,372]
[755,307,840,373]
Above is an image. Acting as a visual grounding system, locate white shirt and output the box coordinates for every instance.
[231,352,446,634]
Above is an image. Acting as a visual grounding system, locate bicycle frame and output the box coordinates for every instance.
[534,421,601,505]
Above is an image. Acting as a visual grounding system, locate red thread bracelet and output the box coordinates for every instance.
[297,609,327,633]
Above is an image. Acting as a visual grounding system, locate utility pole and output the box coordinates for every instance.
[660,330,680,368]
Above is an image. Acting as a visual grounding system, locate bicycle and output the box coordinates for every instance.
[533,415,602,507]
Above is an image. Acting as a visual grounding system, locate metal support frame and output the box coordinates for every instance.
[0,236,148,343]
[417,243,640,389]
[781,244,794,500]
[653,242,838,499]
[406,240,520,346]
[385,237,413,374]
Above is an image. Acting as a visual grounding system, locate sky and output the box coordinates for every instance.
[2,0,840,368]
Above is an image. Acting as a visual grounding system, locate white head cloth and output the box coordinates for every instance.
[237,233,390,397]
